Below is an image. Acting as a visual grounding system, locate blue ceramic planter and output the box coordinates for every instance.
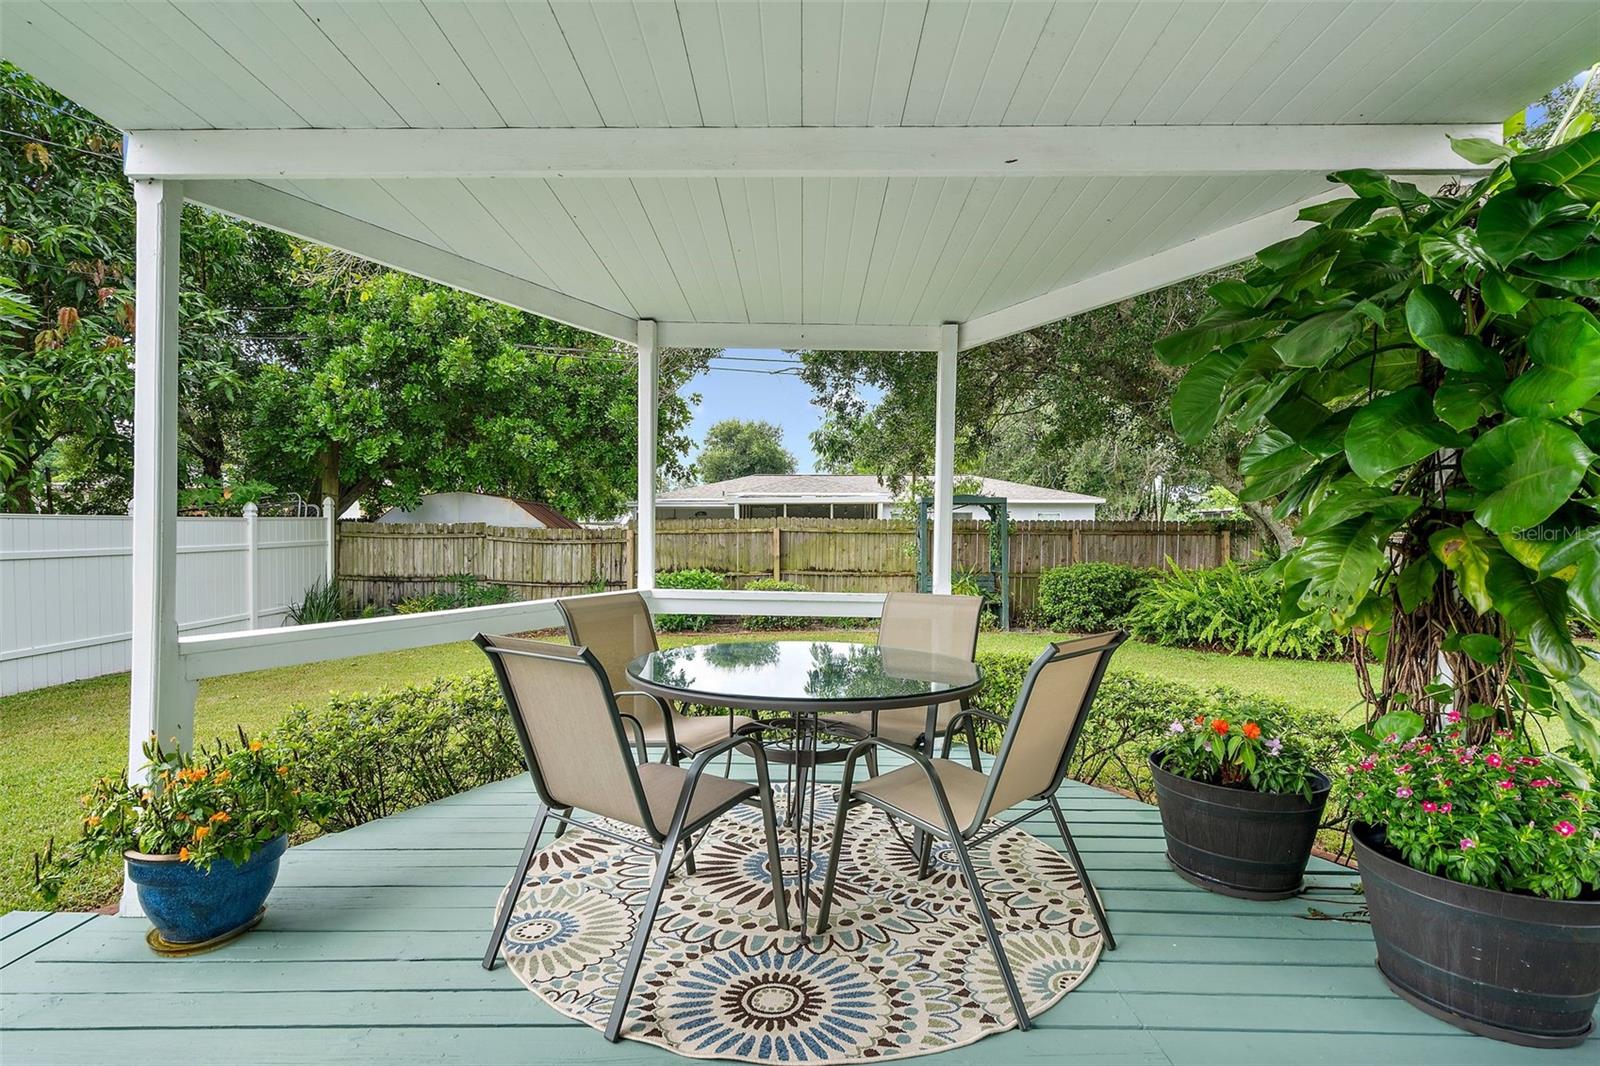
[125,834,287,945]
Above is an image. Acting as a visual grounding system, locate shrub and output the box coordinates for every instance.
[1125,562,1341,660]
[270,672,521,830]
[288,577,346,624]
[652,568,725,631]
[743,578,812,629]
[393,574,512,614]
[1036,563,1152,632]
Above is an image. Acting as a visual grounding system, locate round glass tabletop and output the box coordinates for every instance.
[625,640,982,713]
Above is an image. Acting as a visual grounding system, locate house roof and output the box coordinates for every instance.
[660,474,1103,506]
[511,499,583,529]
[4,2,1585,350]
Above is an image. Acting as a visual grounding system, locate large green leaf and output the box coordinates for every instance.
[1461,417,1596,534]
[1450,136,1516,165]
[1297,476,1421,537]
[1396,555,1440,613]
[1477,186,1595,264]
[1255,228,1327,272]
[1403,286,1498,372]
[1516,246,1600,282]
[1238,430,1324,502]
[1153,315,1276,366]
[1485,554,1583,678]
[1272,309,1362,367]
[1540,527,1600,622]
[1503,310,1600,418]
[1170,347,1245,446]
[1344,386,1463,482]
[1430,524,1496,612]
[1509,128,1600,200]
[1481,270,1531,314]
[1286,516,1389,620]
[1433,378,1499,431]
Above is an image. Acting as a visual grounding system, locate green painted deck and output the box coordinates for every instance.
[2,756,1594,1065]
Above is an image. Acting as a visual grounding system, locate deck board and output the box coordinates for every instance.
[2,755,1592,1065]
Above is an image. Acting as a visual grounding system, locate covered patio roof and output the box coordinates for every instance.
[6,1,1589,351]
[2,1,1593,843]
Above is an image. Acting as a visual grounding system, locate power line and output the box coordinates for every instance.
[0,83,121,135]
[0,126,121,163]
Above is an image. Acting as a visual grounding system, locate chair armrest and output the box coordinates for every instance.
[940,707,1005,758]
[616,712,650,766]
[660,734,773,837]
[613,689,676,759]
[837,737,969,838]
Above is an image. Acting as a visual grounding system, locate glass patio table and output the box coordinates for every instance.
[626,639,982,940]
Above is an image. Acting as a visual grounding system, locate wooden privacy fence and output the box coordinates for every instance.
[339,518,1259,617]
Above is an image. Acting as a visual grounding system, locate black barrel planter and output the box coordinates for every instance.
[1352,822,1600,1048]
[1149,752,1330,900]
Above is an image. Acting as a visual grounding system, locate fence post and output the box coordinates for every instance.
[1070,526,1083,565]
[1220,527,1231,566]
[771,526,781,581]
[243,502,259,629]
[624,525,636,589]
[322,496,336,582]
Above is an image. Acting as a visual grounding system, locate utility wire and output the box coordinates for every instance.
[0,126,121,163]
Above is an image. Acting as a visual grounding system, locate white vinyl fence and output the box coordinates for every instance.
[0,509,333,695]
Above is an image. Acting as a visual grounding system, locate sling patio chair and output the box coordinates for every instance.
[826,591,984,773]
[815,631,1127,1031]
[474,633,789,1044]
[558,591,759,764]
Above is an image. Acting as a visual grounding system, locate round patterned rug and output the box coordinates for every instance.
[496,787,1105,1061]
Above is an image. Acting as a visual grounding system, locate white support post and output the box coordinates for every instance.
[932,324,958,595]
[635,320,658,590]
[243,502,259,629]
[125,179,193,916]
[322,495,336,582]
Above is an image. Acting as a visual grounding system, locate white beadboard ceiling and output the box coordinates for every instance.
[3,1,1595,346]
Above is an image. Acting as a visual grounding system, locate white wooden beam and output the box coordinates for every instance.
[959,191,1342,349]
[655,321,940,352]
[932,324,958,596]
[127,125,1497,181]
[182,180,638,345]
[635,320,658,590]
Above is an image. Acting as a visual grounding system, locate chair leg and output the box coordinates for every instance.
[754,774,791,931]
[683,835,697,876]
[814,792,853,934]
[482,804,551,971]
[865,744,879,779]
[1048,796,1115,951]
[551,806,572,840]
[916,833,933,879]
[605,828,682,1043]
[946,832,1032,1031]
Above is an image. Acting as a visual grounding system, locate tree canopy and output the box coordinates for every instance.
[694,418,797,484]
[0,61,702,520]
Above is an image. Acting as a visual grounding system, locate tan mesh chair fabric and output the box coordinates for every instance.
[558,592,665,732]
[877,592,982,660]
[478,634,655,832]
[831,592,982,743]
[986,633,1121,814]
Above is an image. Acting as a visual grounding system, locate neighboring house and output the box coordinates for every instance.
[376,492,580,529]
[655,475,1102,522]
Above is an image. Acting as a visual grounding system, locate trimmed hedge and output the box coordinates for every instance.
[1036,563,1153,632]
[271,672,522,830]
[652,568,725,631]
[742,578,813,629]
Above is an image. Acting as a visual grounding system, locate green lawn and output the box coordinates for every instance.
[0,628,1368,915]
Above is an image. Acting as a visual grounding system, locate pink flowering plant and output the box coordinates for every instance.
[1345,713,1600,900]
[1157,695,1320,800]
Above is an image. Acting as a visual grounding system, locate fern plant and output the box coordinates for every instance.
[1126,563,1341,660]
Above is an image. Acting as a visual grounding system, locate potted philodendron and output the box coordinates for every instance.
[35,731,315,953]
[1160,126,1600,1046]
[1150,698,1330,899]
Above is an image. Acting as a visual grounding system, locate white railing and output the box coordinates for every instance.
[175,589,886,680]
[1,510,331,695]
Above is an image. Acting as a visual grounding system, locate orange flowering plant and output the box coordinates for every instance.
[33,729,322,902]
[1157,694,1319,799]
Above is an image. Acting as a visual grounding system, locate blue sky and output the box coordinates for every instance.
[679,348,879,474]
